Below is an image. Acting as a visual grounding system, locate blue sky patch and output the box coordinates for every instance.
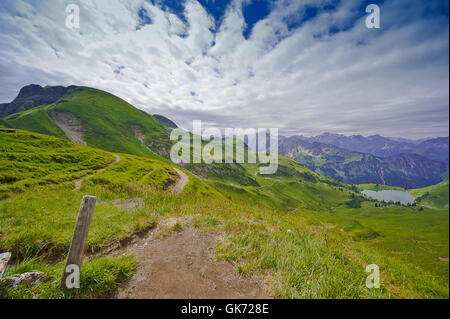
[242,0,272,39]
[283,5,318,32]
[198,0,233,31]
[137,8,152,30]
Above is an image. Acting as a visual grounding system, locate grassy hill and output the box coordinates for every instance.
[0,128,114,197]
[0,84,72,118]
[3,86,171,158]
[0,129,187,254]
[410,180,449,210]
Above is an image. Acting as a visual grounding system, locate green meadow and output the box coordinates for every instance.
[0,127,448,299]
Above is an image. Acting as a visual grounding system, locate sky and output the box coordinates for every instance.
[0,0,448,139]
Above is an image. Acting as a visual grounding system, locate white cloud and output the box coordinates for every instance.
[0,0,448,139]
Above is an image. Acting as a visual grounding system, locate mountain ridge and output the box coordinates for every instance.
[279,136,448,188]
[291,132,449,163]
[0,84,78,118]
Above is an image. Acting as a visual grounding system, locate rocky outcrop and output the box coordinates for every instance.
[0,252,11,279]
[0,252,48,297]
[0,252,48,295]
[132,124,170,158]
[0,272,48,290]
[51,111,87,145]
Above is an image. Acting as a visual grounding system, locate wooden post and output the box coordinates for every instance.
[61,195,96,289]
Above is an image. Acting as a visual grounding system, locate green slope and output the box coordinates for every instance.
[410,180,449,209]
[153,114,178,131]
[3,104,66,138]
[0,129,190,298]
[3,86,171,159]
[0,129,195,256]
[0,128,113,196]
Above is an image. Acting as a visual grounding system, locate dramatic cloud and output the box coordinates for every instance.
[0,0,448,139]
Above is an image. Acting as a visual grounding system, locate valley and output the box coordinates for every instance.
[0,85,448,299]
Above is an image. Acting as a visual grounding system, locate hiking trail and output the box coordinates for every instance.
[111,216,270,299]
[73,155,121,190]
[172,167,188,194]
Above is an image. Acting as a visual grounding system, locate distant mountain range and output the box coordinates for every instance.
[295,133,449,163]
[279,136,448,188]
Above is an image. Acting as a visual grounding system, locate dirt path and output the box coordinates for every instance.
[172,167,188,194]
[73,155,121,190]
[112,217,270,299]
